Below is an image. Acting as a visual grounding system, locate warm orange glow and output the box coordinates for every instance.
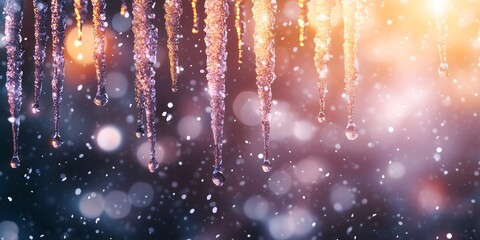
[429,0,448,16]
[66,24,105,65]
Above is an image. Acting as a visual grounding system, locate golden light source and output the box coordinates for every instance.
[66,24,96,64]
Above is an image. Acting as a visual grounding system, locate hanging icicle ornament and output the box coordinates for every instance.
[32,0,48,114]
[132,0,159,172]
[204,0,229,186]
[5,0,23,168]
[73,0,88,47]
[165,0,183,92]
[92,0,109,106]
[235,0,246,63]
[51,0,66,149]
[120,0,129,18]
[298,0,308,47]
[314,0,335,123]
[191,0,199,34]
[342,0,360,141]
[253,0,277,173]
[435,0,450,78]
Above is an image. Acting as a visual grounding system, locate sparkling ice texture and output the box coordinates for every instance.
[204,0,229,185]
[133,0,159,172]
[5,0,23,168]
[253,0,277,171]
[314,0,335,123]
[298,0,308,47]
[191,0,199,33]
[235,0,246,63]
[436,14,450,78]
[342,0,359,140]
[92,0,109,106]
[32,0,48,113]
[165,0,183,92]
[73,0,88,45]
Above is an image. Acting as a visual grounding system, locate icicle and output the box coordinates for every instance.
[191,0,199,34]
[235,0,246,63]
[204,0,229,186]
[73,0,88,47]
[32,0,48,114]
[51,0,66,148]
[5,0,23,168]
[253,0,277,173]
[298,0,308,47]
[435,1,449,78]
[342,0,359,140]
[92,0,109,106]
[133,0,159,172]
[120,0,129,18]
[314,0,335,123]
[165,0,183,92]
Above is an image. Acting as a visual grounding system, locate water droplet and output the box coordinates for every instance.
[212,170,225,186]
[94,92,109,106]
[262,160,272,173]
[10,155,20,169]
[32,102,40,114]
[148,157,159,173]
[171,86,178,92]
[438,62,449,78]
[135,126,145,139]
[345,121,359,140]
[52,134,63,148]
[317,111,326,123]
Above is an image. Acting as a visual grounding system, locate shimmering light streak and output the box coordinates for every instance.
[298,0,308,47]
[73,0,88,47]
[92,0,109,106]
[314,0,335,123]
[191,0,199,34]
[342,0,359,140]
[32,0,48,113]
[434,0,450,78]
[132,0,159,172]
[253,0,277,172]
[165,0,183,92]
[5,0,23,168]
[51,0,66,149]
[204,0,229,186]
[235,0,246,63]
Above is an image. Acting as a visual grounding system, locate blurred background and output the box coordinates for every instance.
[0,0,479,239]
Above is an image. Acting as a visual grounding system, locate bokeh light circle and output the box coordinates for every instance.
[388,162,406,179]
[243,195,270,220]
[268,171,292,195]
[330,185,356,212]
[97,125,122,152]
[104,190,132,219]
[79,192,105,218]
[106,72,128,98]
[0,221,18,240]
[232,91,261,126]
[128,182,155,208]
[112,13,132,32]
[177,116,202,139]
[136,141,165,169]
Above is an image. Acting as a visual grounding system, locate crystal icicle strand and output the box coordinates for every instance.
[5,0,23,168]
[314,0,335,123]
[32,0,48,113]
[342,0,359,141]
[92,0,109,106]
[165,0,183,92]
[51,0,66,149]
[253,0,277,173]
[436,2,449,78]
[204,0,229,186]
[191,0,199,33]
[235,0,246,63]
[132,0,159,172]
[298,0,308,47]
[73,0,88,47]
